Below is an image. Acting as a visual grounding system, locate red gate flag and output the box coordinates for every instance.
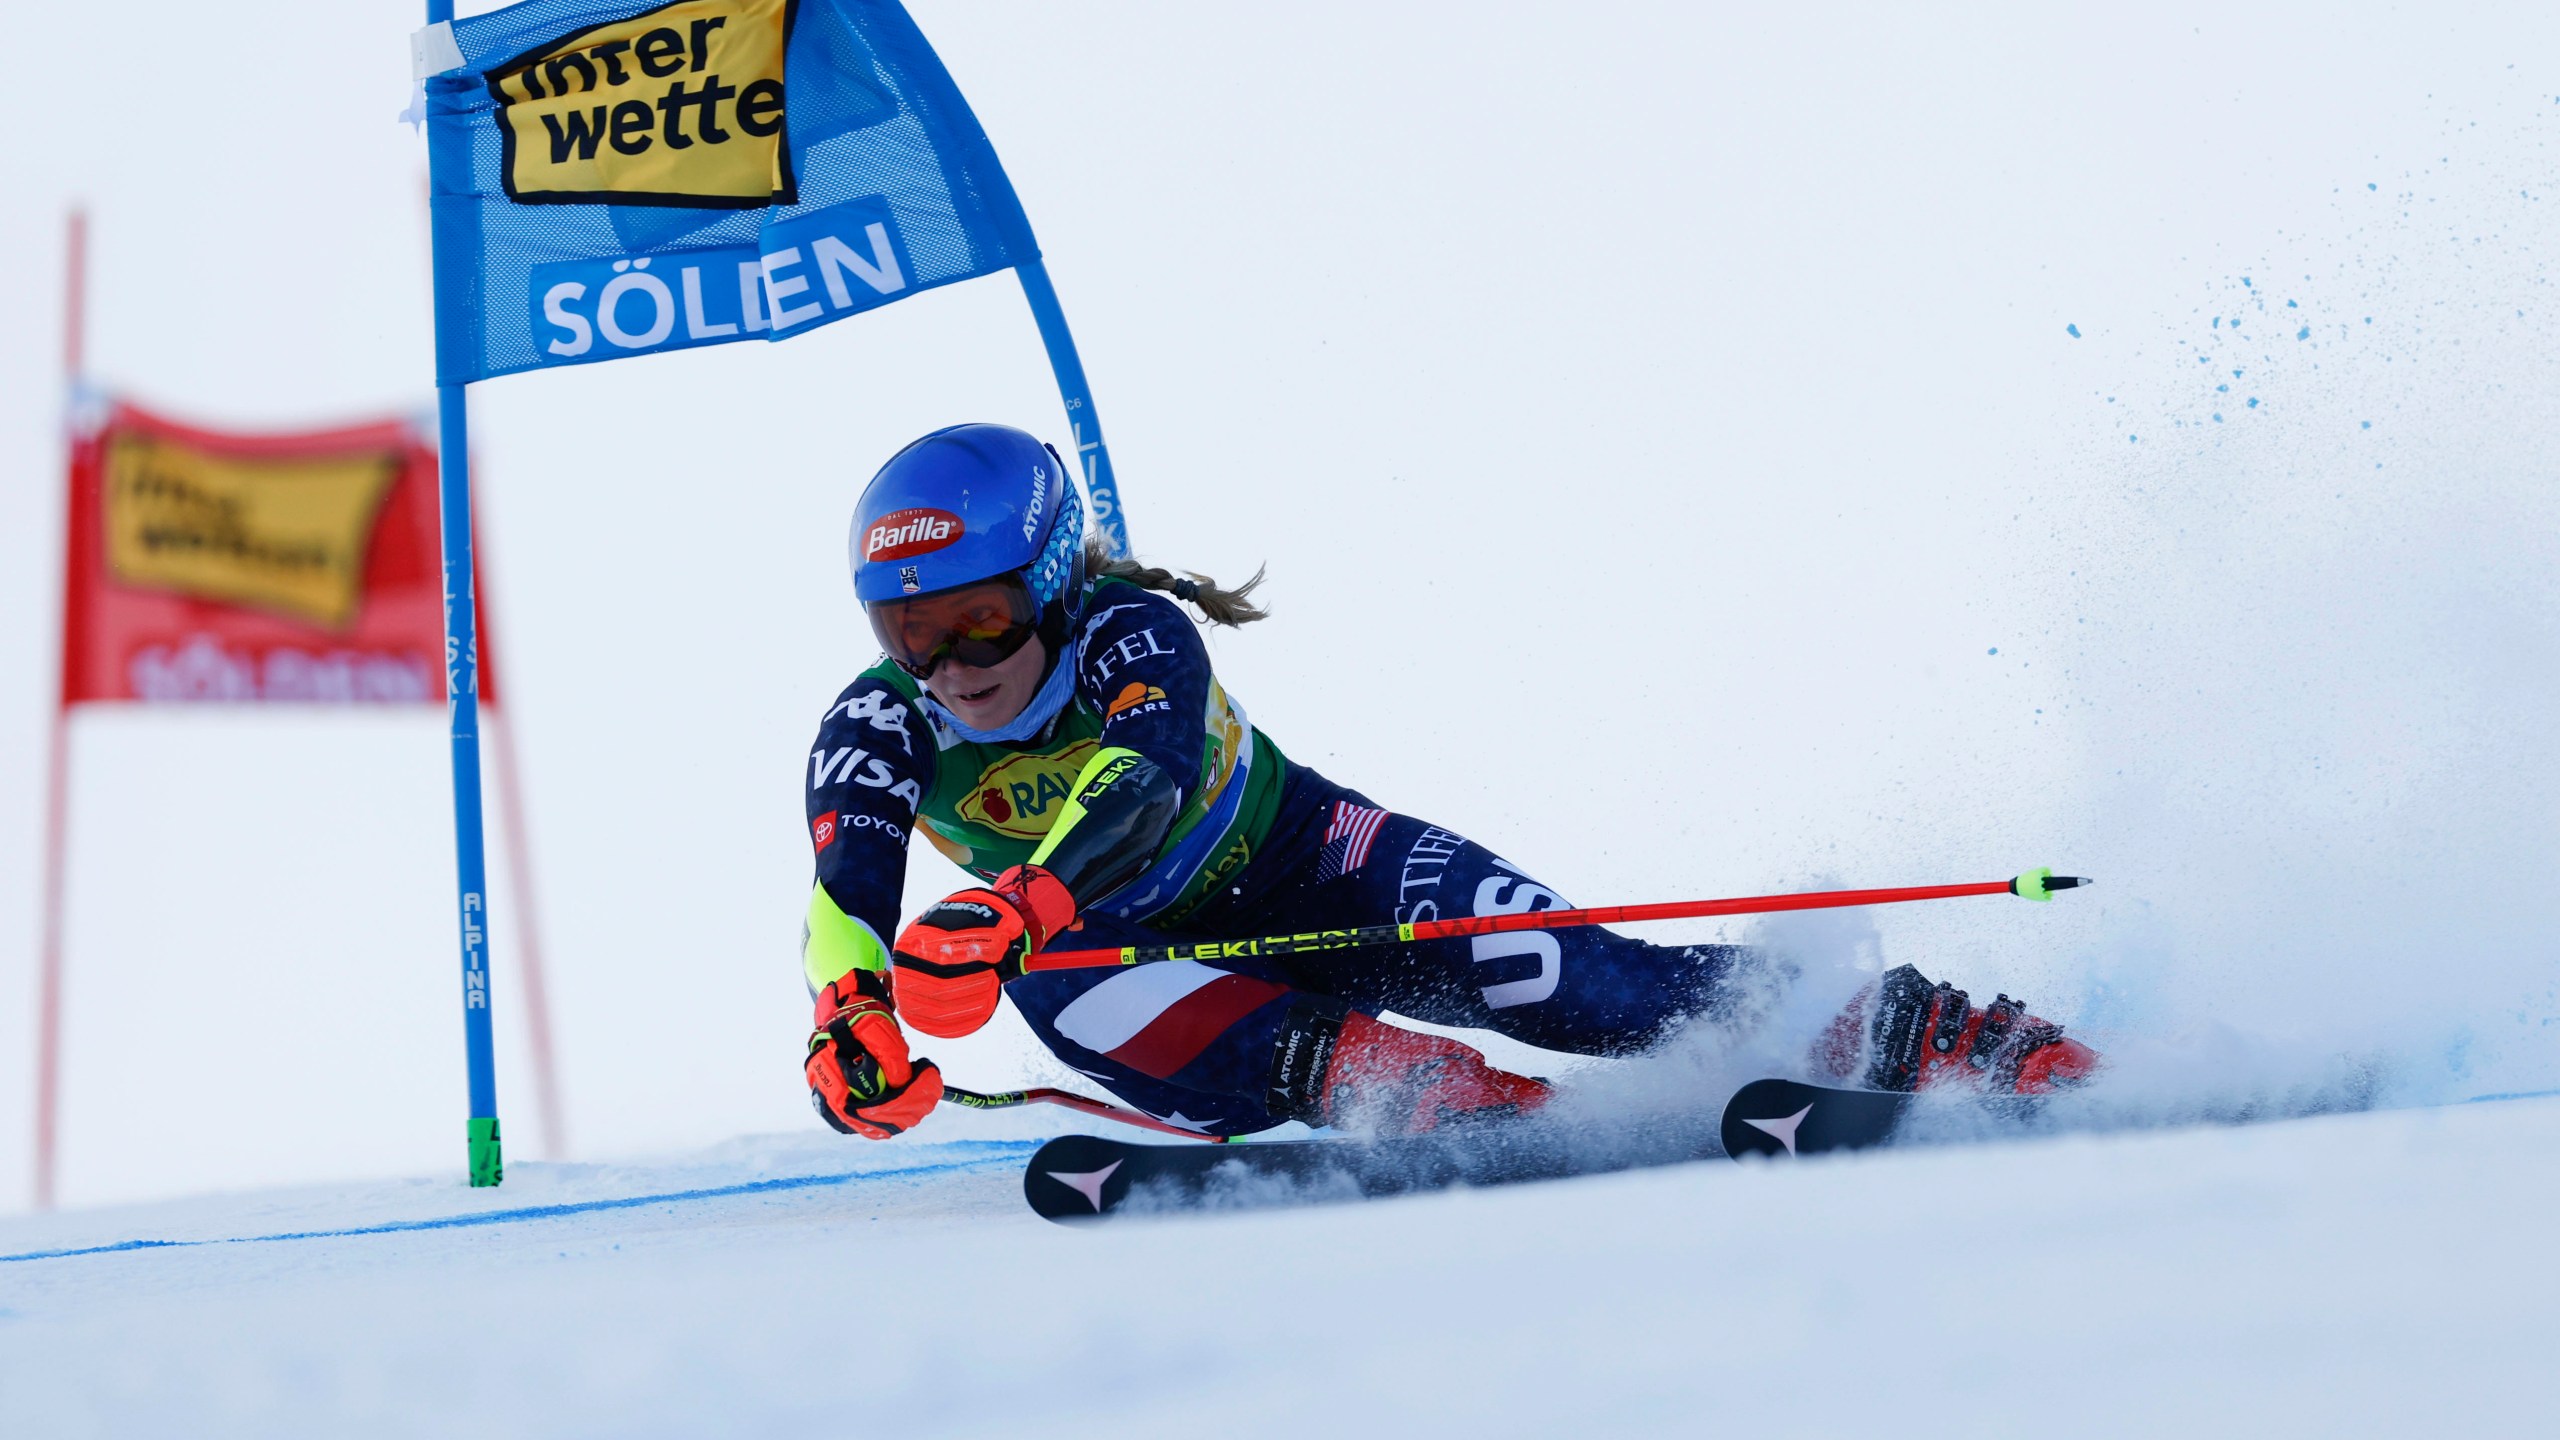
[35,387,561,1211]
[60,398,493,707]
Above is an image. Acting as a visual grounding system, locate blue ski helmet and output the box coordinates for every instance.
[844,420,1085,681]
[850,424,1087,664]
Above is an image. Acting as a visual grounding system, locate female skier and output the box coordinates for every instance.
[801,424,2096,1140]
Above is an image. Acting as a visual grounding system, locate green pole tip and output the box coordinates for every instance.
[468,1116,503,1188]
[2011,868,2093,901]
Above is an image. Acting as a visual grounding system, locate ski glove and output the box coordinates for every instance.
[806,970,941,1139]
[891,864,1077,1039]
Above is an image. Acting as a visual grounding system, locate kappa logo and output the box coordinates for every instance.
[864,508,963,563]
[956,740,1101,839]
[1103,681,1169,721]
[1076,601,1151,650]
[827,686,914,753]
[488,0,796,208]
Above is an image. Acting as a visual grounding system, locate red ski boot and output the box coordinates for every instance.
[1275,1006,1552,1134]
[1816,964,2098,1094]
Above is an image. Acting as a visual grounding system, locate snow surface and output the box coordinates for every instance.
[4,1,2560,1431]
[5,1096,2555,1436]
[11,0,2560,1215]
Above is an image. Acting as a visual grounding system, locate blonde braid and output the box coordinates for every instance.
[1083,539,1271,627]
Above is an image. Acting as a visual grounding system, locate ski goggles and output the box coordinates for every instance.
[867,575,1042,679]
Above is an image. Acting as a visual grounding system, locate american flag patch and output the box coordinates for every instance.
[1314,801,1389,882]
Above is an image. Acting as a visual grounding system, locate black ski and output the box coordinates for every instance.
[1719,1078,1915,1160]
[1023,1117,1719,1222]
[1021,1079,1927,1220]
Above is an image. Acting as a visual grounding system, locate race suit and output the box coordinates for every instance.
[803,577,1748,1135]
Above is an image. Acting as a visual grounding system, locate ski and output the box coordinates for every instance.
[1024,1080,1932,1220]
[1023,1117,1720,1222]
[1718,1078,1917,1160]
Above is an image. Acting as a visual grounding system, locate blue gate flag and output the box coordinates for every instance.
[410,0,1128,1189]
[421,0,1038,385]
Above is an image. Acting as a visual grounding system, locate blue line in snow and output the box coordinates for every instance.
[0,1142,1041,1265]
[2460,1088,2560,1105]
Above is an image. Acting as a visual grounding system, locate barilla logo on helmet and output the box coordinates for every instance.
[864,508,963,562]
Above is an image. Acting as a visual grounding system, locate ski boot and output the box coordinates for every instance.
[1269,1000,1552,1134]
[1815,964,2098,1094]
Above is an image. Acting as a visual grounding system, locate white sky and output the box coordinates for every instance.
[2,2,2556,1210]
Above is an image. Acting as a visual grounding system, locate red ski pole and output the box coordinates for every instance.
[1021,869,2089,974]
[942,1084,1231,1142]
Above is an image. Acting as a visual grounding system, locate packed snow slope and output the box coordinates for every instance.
[8,0,2560,1213]
[2,2,2558,1431]
[4,1096,2554,1437]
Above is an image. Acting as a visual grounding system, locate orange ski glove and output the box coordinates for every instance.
[805,970,941,1139]
[891,864,1077,1039]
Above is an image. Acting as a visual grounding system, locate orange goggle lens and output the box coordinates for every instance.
[867,578,1040,678]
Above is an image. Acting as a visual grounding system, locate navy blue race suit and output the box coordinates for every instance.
[804,579,1748,1135]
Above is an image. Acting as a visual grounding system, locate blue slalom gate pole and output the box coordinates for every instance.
[425,0,502,1187]
[1016,258,1130,557]
[435,383,500,1186]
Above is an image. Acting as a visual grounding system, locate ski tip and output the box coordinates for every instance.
[1720,1078,1913,1161]
[2010,868,2091,901]
[1023,1135,1135,1222]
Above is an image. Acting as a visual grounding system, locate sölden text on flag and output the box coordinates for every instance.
[417,0,1040,384]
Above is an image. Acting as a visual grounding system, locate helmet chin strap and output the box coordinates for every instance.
[918,638,1079,744]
